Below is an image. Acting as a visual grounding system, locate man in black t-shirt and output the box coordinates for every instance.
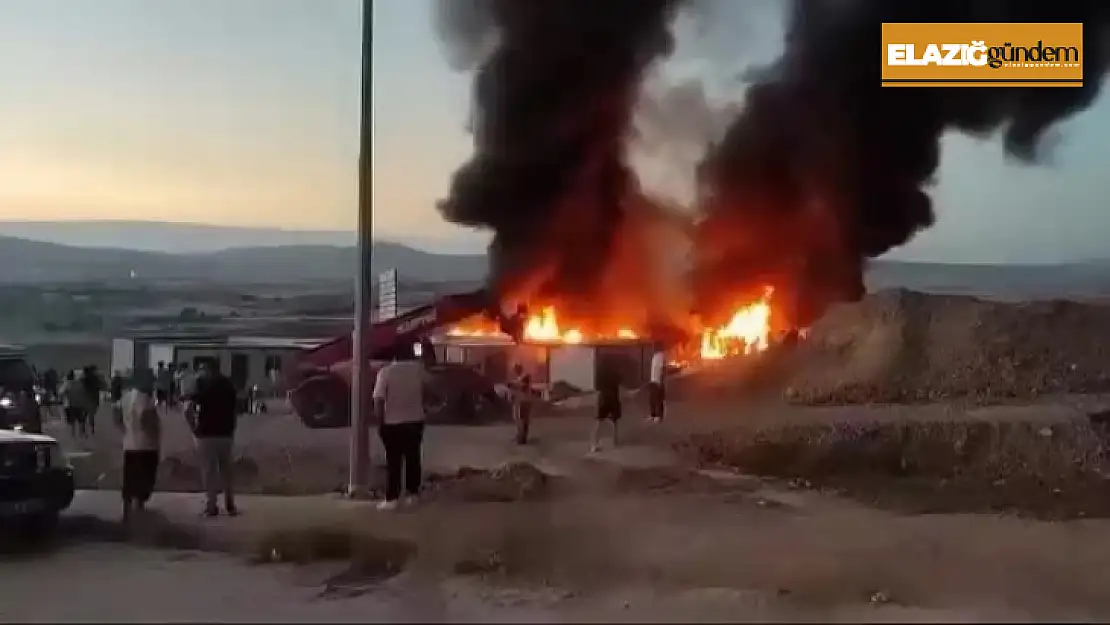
[192,366,240,517]
[590,358,622,453]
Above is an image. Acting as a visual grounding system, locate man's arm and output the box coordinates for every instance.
[371,366,389,424]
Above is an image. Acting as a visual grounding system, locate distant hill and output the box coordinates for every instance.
[867,260,1110,300]
[0,220,355,253]
[0,235,486,284]
[0,221,1109,298]
[0,220,488,255]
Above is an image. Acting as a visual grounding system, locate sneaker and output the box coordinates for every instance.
[376,499,399,511]
[403,495,420,507]
[589,445,601,454]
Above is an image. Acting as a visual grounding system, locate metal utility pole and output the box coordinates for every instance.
[348,0,374,499]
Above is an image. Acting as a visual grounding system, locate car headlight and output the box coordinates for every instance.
[0,395,13,409]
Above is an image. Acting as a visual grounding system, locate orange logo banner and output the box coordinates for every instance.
[881,23,1083,87]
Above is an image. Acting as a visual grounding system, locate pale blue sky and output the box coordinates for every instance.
[1,0,1109,262]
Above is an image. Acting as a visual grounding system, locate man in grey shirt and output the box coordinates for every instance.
[372,342,432,510]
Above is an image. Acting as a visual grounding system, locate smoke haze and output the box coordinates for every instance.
[432,0,688,309]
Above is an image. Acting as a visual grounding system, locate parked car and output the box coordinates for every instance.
[0,427,74,536]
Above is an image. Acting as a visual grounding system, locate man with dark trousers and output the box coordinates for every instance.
[190,362,239,517]
[371,341,432,511]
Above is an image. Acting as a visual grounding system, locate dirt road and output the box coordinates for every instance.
[0,541,1040,623]
[5,483,1110,623]
[19,396,1110,621]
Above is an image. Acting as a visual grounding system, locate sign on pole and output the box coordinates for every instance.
[377,268,398,321]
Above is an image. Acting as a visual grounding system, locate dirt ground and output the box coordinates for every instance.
[51,391,1110,517]
[17,392,1110,620]
[1,541,1040,623]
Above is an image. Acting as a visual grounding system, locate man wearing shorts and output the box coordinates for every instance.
[62,371,87,439]
[591,359,622,453]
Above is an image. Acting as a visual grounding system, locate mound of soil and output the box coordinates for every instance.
[783,289,1110,405]
[677,417,1110,518]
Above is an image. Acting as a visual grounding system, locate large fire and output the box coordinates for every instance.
[447,287,777,361]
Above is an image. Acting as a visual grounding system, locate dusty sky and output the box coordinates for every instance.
[2,0,1110,262]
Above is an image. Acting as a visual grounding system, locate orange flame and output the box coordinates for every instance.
[698,286,774,360]
[447,287,777,363]
[448,305,638,344]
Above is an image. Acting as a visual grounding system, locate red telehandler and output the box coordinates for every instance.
[285,289,525,429]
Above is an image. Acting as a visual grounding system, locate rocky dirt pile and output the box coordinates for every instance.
[679,418,1109,481]
[677,416,1110,518]
[783,289,1110,405]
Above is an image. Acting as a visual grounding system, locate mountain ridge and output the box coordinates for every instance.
[0,233,485,284]
[0,220,488,255]
[0,222,1108,297]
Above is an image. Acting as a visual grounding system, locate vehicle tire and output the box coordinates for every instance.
[292,375,352,429]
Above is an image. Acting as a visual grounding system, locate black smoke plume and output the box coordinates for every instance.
[433,0,687,306]
[696,0,1110,328]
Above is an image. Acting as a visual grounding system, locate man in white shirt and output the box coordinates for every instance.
[115,370,162,522]
[371,341,432,510]
[647,343,667,423]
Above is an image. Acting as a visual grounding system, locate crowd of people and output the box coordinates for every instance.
[20,340,672,519]
[369,339,671,510]
[25,360,240,521]
[111,360,241,521]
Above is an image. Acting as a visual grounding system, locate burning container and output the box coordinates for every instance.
[547,341,653,392]
[431,334,652,394]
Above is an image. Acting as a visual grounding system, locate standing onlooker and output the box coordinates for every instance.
[591,358,623,453]
[647,343,667,423]
[509,363,534,445]
[43,368,59,404]
[267,364,281,398]
[110,370,124,405]
[81,365,103,436]
[116,370,161,522]
[155,361,172,409]
[190,362,239,517]
[177,362,197,417]
[61,371,87,439]
[166,363,177,407]
[371,341,431,510]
